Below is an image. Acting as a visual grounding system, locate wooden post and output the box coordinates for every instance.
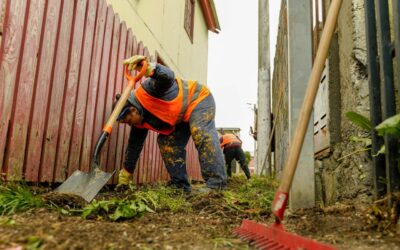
[257,0,271,175]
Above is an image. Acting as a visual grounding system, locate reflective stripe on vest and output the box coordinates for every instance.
[134,78,210,134]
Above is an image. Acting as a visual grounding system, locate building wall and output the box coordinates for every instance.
[106,0,209,84]
[271,0,289,177]
[316,0,374,205]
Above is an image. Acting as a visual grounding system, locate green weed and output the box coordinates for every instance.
[0,184,45,215]
[222,176,276,215]
[81,195,155,221]
[80,185,191,221]
[146,186,191,212]
[25,236,43,250]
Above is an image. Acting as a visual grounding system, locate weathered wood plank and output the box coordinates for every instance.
[25,0,62,181]
[93,5,114,172]
[40,0,75,182]
[105,12,121,182]
[119,28,133,181]
[5,0,45,181]
[55,0,88,182]
[112,21,127,184]
[0,0,27,178]
[0,0,5,35]
[68,0,98,175]
[80,0,107,171]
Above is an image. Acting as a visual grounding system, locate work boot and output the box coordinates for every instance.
[244,167,251,180]
[117,168,134,187]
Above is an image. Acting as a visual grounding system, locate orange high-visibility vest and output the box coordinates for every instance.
[135,78,210,135]
[220,134,242,148]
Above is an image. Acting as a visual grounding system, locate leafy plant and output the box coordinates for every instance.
[376,114,400,137]
[345,111,372,131]
[342,111,373,161]
[80,186,191,221]
[82,194,155,221]
[0,184,45,215]
[244,151,252,165]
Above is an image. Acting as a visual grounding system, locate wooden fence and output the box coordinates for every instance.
[0,0,202,184]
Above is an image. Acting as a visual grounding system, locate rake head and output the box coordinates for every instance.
[233,220,336,250]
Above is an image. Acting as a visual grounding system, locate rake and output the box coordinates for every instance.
[234,0,342,249]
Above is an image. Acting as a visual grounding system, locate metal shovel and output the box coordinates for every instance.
[55,63,147,202]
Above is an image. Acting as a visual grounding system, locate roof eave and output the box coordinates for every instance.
[199,0,220,34]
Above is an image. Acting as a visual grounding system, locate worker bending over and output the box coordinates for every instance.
[220,133,251,179]
[116,55,227,193]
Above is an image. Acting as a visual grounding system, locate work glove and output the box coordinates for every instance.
[117,168,134,186]
[123,55,155,76]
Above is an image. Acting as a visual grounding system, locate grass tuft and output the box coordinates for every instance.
[222,175,277,215]
[0,183,45,215]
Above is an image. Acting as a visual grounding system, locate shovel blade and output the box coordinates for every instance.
[55,168,114,202]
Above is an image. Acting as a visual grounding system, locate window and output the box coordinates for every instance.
[184,0,195,42]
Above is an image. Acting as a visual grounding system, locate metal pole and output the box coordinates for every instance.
[393,0,400,98]
[257,0,271,175]
[364,0,386,198]
[375,0,400,201]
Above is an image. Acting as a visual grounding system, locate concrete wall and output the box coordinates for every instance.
[272,0,289,177]
[287,0,314,209]
[272,0,379,206]
[316,0,374,205]
[106,0,209,84]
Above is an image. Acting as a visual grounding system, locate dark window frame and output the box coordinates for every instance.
[184,0,195,43]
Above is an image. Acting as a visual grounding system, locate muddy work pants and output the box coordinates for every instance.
[223,146,251,179]
[157,94,227,192]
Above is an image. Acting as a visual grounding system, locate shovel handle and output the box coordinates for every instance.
[272,0,342,222]
[102,61,147,134]
[92,61,147,167]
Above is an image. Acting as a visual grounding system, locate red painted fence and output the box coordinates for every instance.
[0,0,202,184]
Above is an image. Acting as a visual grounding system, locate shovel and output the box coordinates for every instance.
[55,62,147,202]
[234,0,342,249]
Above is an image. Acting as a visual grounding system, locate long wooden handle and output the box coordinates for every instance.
[102,61,147,134]
[279,0,342,192]
[272,0,342,223]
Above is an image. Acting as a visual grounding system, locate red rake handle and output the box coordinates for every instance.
[272,0,342,222]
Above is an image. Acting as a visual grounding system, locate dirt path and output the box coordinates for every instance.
[0,178,399,249]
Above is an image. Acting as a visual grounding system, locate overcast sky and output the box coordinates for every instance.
[207,0,282,153]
